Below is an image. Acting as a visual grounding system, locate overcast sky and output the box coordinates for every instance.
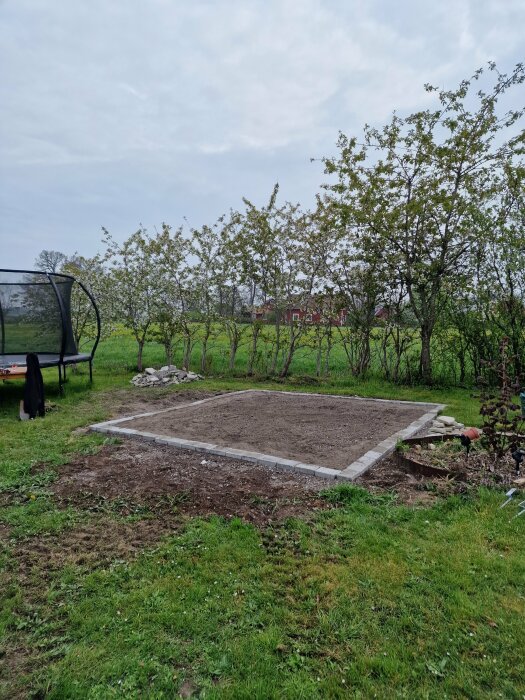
[1,0,524,269]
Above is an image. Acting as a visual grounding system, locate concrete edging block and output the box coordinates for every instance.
[315,467,340,479]
[293,463,320,475]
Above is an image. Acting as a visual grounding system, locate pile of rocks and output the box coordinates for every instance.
[130,366,203,388]
[426,415,465,436]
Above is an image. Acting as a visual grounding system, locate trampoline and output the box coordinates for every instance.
[0,269,101,391]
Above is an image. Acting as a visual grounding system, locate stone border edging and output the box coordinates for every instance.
[89,390,445,482]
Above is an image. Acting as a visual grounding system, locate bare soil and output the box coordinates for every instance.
[356,455,442,505]
[51,439,330,527]
[122,391,428,469]
[106,387,223,420]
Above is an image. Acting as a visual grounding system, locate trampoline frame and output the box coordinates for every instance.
[0,268,101,392]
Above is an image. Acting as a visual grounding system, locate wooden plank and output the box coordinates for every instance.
[0,367,27,380]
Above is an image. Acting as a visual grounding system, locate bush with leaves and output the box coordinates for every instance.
[478,337,524,460]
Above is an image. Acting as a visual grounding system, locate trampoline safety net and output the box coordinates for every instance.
[0,268,101,379]
[0,271,77,355]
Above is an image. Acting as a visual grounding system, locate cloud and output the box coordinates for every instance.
[0,0,524,266]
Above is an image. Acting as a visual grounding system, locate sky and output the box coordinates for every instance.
[1,0,524,269]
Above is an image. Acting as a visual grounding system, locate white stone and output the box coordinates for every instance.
[438,416,456,426]
[131,366,203,388]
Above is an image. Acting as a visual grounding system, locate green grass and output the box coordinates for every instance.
[4,494,525,698]
[0,336,522,698]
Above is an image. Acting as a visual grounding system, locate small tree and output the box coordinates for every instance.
[62,254,112,350]
[148,224,189,366]
[332,260,383,377]
[102,226,158,371]
[236,185,289,375]
[191,219,227,374]
[278,206,333,378]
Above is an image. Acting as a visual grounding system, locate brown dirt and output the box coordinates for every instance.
[106,387,222,420]
[357,439,522,504]
[122,391,428,469]
[0,388,439,699]
[51,439,330,527]
[356,455,441,505]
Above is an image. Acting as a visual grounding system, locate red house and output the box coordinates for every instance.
[251,297,348,326]
[283,305,347,326]
[251,298,389,326]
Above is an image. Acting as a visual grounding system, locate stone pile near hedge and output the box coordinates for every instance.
[426,415,466,436]
[131,366,203,387]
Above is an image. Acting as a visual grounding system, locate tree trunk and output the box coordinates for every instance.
[270,315,281,375]
[458,347,466,384]
[323,331,333,377]
[137,339,145,372]
[200,338,208,374]
[356,331,371,376]
[316,333,322,377]
[247,324,260,375]
[393,329,403,383]
[200,320,212,374]
[229,341,238,371]
[164,341,173,367]
[183,334,193,369]
[419,324,433,384]
[280,324,299,378]
[279,339,296,378]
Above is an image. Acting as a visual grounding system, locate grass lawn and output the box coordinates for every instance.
[1,338,524,698]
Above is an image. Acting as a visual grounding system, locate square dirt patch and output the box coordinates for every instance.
[106,391,440,474]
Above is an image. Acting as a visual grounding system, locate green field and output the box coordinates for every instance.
[1,337,524,698]
[99,321,476,388]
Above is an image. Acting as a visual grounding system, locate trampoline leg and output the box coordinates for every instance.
[89,360,93,383]
[63,364,67,383]
[58,364,64,395]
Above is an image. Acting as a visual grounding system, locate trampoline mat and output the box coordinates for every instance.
[0,353,91,368]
